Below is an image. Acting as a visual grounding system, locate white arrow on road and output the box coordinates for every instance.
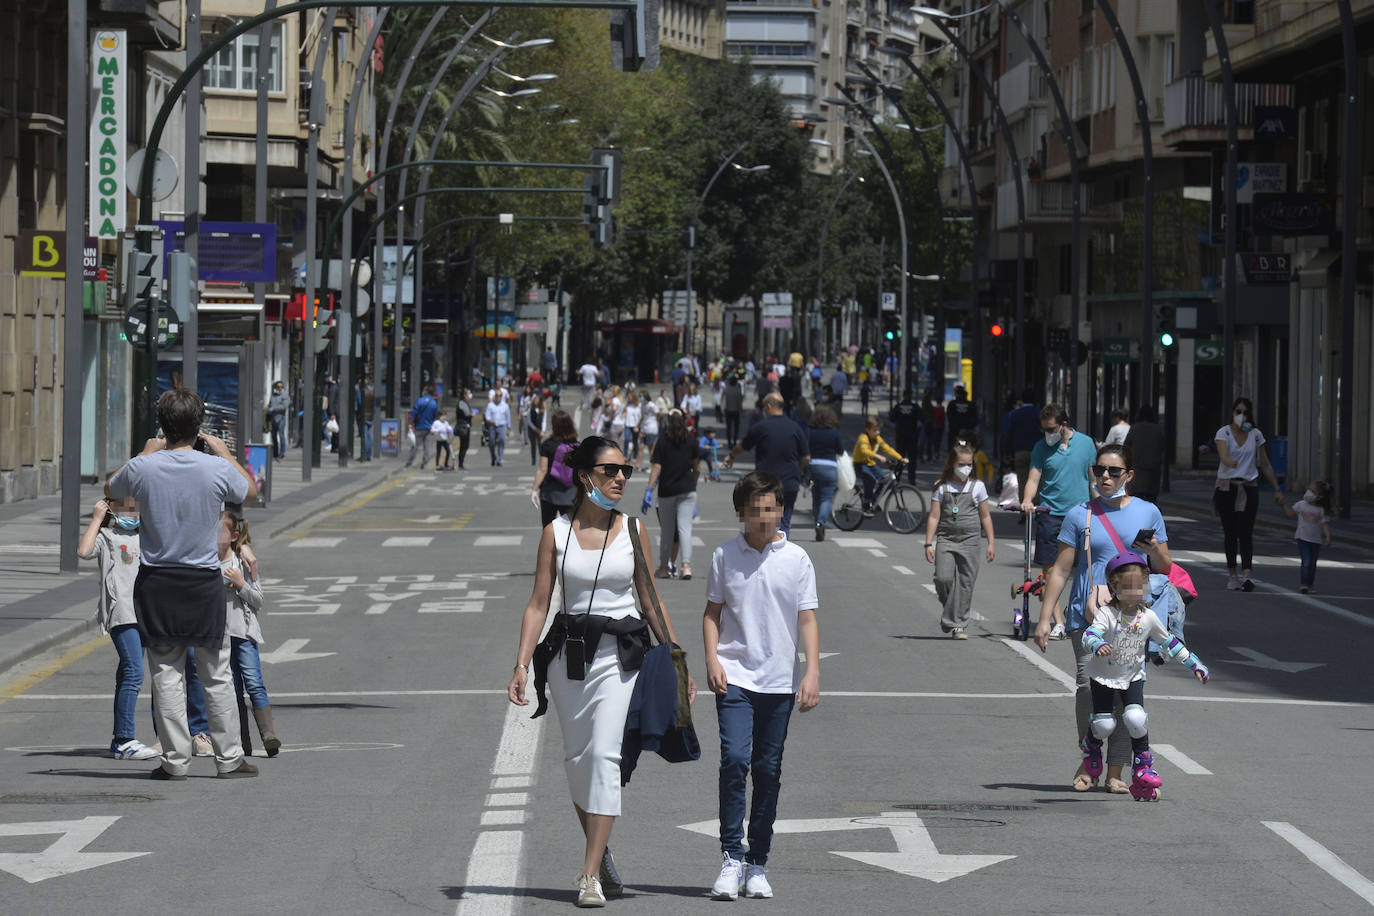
[406,514,446,524]
[260,638,336,664]
[0,816,149,883]
[679,812,1014,883]
[1226,646,1325,674]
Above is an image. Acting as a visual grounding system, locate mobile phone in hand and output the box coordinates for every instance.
[1133,527,1155,546]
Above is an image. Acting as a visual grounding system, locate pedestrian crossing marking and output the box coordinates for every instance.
[474,535,522,547]
[383,536,434,547]
[832,537,884,548]
[893,565,915,575]
[289,537,344,548]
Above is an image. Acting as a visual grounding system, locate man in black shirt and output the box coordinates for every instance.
[889,389,922,483]
[946,384,978,449]
[723,393,810,535]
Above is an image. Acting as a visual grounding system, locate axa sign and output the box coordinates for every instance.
[89,30,127,239]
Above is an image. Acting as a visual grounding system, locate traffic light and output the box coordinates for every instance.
[610,0,660,72]
[882,312,901,341]
[989,317,1006,339]
[1155,305,1177,348]
[166,251,197,322]
[585,148,621,249]
[126,246,159,319]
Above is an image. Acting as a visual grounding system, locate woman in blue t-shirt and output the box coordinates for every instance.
[806,405,844,542]
[1033,443,1173,793]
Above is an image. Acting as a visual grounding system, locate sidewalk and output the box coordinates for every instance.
[0,446,405,676]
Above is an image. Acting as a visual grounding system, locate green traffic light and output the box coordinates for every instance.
[884,330,895,341]
[1160,331,1176,347]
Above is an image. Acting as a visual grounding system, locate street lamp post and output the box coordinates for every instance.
[1091,0,1156,407]
[917,7,1027,401]
[882,49,985,408]
[685,143,769,358]
[996,1,1083,413]
[829,86,913,397]
[815,165,864,363]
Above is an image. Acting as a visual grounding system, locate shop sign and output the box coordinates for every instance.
[89,30,127,239]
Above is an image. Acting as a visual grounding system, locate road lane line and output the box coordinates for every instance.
[457,702,545,915]
[998,638,1077,690]
[1152,743,1212,775]
[0,636,107,706]
[893,565,915,575]
[1263,821,1374,906]
[383,536,433,547]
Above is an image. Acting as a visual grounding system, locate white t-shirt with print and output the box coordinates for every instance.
[707,533,818,694]
[1292,499,1327,543]
[1084,605,1174,689]
[1215,425,1266,480]
[931,478,989,505]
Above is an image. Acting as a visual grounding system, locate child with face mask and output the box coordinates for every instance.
[1081,551,1210,801]
[78,494,160,760]
[923,445,996,639]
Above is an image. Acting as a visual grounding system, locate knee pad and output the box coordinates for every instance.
[1122,704,1149,738]
[1089,713,1116,740]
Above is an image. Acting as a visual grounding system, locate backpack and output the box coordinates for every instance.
[550,442,575,487]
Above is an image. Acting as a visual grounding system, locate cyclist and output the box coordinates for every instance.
[853,415,907,516]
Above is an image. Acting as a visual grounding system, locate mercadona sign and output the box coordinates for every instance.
[89,29,126,239]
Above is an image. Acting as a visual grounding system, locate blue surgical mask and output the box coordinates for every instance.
[586,485,621,511]
[114,515,141,531]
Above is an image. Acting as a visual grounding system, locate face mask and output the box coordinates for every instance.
[1303,489,1317,503]
[586,485,621,511]
[1044,430,1060,447]
[114,515,141,531]
[1234,412,1251,429]
[954,465,973,481]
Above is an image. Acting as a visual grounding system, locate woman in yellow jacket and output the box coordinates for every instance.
[854,415,906,515]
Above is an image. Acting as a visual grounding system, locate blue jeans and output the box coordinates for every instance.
[110,624,150,740]
[780,487,799,537]
[185,648,209,736]
[809,463,838,529]
[231,638,270,709]
[360,419,373,459]
[857,464,886,506]
[1298,539,1321,588]
[717,684,795,865]
[489,424,508,464]
[271,416,286,458]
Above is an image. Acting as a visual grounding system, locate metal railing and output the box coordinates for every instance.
[1162,74,1294,134]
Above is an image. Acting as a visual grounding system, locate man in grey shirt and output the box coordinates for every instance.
[108,388,260,780]
[266,380,290,459]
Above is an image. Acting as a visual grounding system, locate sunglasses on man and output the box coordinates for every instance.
[1091,465,1128,478]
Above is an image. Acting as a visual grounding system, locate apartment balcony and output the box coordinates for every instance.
[1162,75,1295,145]
[727,41,817,62]
[846,2,863,25]
[728,0,820,7]
[965,117,995,159]
[995,180,1122,231]
[998,58,1048,122]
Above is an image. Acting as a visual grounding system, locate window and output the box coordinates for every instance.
[205,22,284,93]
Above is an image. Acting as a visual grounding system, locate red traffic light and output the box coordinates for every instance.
[989,322,1005,338]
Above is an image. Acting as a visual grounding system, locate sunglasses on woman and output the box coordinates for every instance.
[1091,465,1128,478]
[593,463,635,479]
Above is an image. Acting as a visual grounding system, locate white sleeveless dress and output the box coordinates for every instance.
[547,513,642,815]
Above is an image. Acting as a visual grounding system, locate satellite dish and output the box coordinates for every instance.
[127,148,180,202]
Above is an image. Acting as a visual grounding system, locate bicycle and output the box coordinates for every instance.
[831,462,927,534]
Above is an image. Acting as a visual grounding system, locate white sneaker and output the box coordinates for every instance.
[711,854,745,901]
[743,863,774,899]
[1226,574,1242,590]
[575,874,605,908]
[1048,623,1067,640]
[110,738,159,760]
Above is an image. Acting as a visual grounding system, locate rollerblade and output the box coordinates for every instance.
[1129,750,1162,801]
[1080,734,1103,780]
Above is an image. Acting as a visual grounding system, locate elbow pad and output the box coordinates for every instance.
[1163,636,1189,660]
[1083,630,1107,654]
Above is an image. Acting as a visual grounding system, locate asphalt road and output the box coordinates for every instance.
[3,437,1372,914]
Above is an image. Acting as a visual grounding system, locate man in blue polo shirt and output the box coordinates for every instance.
[1020,403,1095,639]
[405,384,439,468]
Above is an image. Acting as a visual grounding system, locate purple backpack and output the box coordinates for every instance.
[550,442,575,487]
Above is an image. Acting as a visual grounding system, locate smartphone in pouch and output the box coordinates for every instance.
[565,637,587,680]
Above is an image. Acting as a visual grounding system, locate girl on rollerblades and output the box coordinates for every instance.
[1080,551,1210,801]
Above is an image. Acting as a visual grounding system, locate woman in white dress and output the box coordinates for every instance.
[508,436,697,906]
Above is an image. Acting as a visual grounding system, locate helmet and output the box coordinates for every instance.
[1105,551,1149,577]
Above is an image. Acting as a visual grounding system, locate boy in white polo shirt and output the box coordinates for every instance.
[704,470,821,901]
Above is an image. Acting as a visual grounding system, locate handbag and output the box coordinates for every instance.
[627,517,694,730]
[1088,499,1199,609]
[836,450,856,493]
